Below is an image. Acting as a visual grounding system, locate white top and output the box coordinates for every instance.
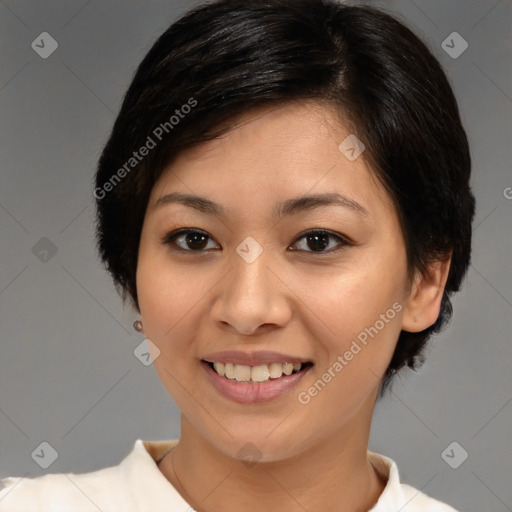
[0,439,458,511]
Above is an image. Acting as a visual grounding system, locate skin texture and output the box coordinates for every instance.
[136,100,451,512]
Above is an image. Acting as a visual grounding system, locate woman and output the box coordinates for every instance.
[0,0,475,510]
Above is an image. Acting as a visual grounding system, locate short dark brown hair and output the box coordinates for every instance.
[95,0,475,395]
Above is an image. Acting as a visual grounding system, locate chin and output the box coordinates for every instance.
[201,424,311,465]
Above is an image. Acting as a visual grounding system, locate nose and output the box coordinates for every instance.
[210,246,292,336]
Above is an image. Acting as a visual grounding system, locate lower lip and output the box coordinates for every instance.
[201,361,313,404]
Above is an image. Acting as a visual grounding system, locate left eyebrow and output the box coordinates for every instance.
[274,192,368,218]
[153,191,368,218]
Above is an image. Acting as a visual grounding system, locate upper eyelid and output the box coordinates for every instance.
[293,228,349,243]
[162,228,350,250]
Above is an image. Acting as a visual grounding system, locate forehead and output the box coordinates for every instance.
[149,100,395,220]
[179,101,348,163]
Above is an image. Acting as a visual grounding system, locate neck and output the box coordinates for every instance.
[158,395,386,512]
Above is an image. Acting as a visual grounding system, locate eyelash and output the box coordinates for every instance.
[161,228,352,255]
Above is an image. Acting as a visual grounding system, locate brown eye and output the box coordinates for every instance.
[163,229,220,252]
[290,230,350,254]
[162,228,350,255]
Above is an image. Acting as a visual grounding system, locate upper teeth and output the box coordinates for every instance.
[212,362,303,382]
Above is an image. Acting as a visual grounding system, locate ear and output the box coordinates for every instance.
[401,254,452,333]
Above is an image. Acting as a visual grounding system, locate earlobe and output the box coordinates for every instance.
[401,256,452,333]
[133,319,144,333]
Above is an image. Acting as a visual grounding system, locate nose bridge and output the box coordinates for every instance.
[212,236,290,334]
[229,237,274,305]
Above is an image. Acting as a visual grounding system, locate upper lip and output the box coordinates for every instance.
[202,351,313,366]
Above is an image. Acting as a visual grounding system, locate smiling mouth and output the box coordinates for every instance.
[203,360,314,383]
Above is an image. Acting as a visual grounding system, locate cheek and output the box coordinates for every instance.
[308,253,405,338]
[136,256,204,409]
[294,279,403,425]
[302,251,406,393]
[136,241,200,334]
[136,246,183,357]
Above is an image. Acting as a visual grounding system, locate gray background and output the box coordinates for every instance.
[0,1,511,510]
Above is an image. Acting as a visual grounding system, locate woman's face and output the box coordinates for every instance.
[136,101,412,461]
